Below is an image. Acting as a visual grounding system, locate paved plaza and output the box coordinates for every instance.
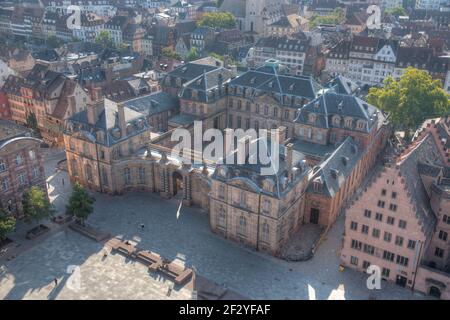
[0,149,431,300]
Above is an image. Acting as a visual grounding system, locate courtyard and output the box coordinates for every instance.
[0,149,430,300]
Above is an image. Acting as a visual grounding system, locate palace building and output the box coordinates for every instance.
[64,59,390,256]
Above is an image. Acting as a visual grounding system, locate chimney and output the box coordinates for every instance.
[277,126,287,145]
[91,86,103,102]
[117,102,127,136]
[285,143,293,170]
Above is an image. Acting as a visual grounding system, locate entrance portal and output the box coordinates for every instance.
[396,275,407,287]
[310,208,320,224]
[429,286,441,299]
[172,171,184,196]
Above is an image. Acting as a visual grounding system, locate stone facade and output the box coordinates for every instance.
[0,120,46,217]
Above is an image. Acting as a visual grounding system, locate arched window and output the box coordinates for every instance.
[273,107,278,117]
[124,167,131,185]
[28,150,36,160]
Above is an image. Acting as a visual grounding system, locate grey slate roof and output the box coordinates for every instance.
[228,64,322,103]
[295,92,382,133]
[122,91,179,116]
[307,137,361,198]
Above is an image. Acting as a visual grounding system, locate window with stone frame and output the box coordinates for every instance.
[124,167,131,185]
[218,206,226,229]
[85,164,93,182]
[29,150,36,160]
[237,215,247,237]
[218,184,225,199]
[262,198,271,213]
[1,177,9,191]
[0,159,6,172]
[138,167,146,184]
[71,159,78,176]
[15,154,23,166]
[101,167,108,187]
[261,222,270,243]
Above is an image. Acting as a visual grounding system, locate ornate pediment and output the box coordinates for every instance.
[254,93,280,106]
[228,177,259,192]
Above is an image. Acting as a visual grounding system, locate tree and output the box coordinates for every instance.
[162,47,182,61]
[385,6,407,17]
[0,209,15,241]
[46,35,62,49]
[95,30,113,48]
[309,8,345,28]
[66,183,95,225]
[187,47,199,61]
[22,186,55,224]
[367,67,450,135]
[197,12,236,29]
[26,112,40,136]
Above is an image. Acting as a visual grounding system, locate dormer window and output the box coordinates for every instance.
[333,115,341,126]
[308,113,316,124]
[357,120,367,130]
[345,118,353,128]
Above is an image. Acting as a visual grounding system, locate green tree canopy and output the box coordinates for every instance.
[385,6,407,17]
[197,12,236,29]
[162,47,182,61]
[22,186,54,224]
[66,183,95,224]
[46,35,63,49]
[187,47,199,61]
[367,67,450,133]
[310,8,345,28]
[0,209,15,241]
[95,30,113,48]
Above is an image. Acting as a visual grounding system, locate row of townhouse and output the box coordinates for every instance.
[325,35,450,92]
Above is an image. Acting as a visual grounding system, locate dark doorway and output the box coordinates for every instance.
[396,275,407,287]
[429,286,441,299]
[310,208,320,224]
[172,171,184,196]
[213,116,219,129]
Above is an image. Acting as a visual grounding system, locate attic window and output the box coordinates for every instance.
[337,101,344,110]
[181,67,188,73]
[250,77,256,84]
[268,81,274,88]
[341,156,349,166]
[289,83,295,91]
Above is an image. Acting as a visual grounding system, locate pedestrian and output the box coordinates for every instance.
[140,223,145,231]
[54,278,58,286]
[62,178,65,186]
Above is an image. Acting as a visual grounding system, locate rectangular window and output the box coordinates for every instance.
[350,256,358,266]
[363,244,375,255]
[395,236,404,247]
[391,192,397,199]
[382,267,390,278]
[384,231,392,242]
[381,189,386,196]
[398,220,407,229]
[361,225,369,234]
[362,261,371,270]
[364,209,371,218]
[0,159,7,172]
[377,200,385,208]
[438,230,448,242]
[372,228,380,238]
[435,247,444,258]
[375,212,383,222]
[1,178,9,191]
[396,255,409,267]
[407,240,416,250]
[383,250,395,262]
[387,216,395,225]
[389,204,397,212]
[350,221,358,231]
[351,239,362,250]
